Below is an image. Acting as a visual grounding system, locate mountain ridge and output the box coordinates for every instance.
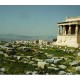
[0,34,56,41]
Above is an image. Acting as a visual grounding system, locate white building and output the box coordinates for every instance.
[54,16,80,47]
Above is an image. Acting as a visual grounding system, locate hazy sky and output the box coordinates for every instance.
[0,5,80,36]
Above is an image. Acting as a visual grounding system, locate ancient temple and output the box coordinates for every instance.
[55,17,80,47]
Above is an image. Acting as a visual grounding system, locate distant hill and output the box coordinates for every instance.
[0,34,56,41]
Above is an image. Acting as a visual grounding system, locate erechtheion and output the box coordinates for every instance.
[55,17,80,47]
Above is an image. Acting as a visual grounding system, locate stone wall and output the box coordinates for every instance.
[54,35,80,48]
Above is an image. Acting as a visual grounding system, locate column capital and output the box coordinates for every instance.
[58,25,60,27]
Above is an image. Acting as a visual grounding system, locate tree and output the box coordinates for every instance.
[36,40,39,44]
[53,38,57,42]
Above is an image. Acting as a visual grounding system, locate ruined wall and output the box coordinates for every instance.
[55,35,79,47]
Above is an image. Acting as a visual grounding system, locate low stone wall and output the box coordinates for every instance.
[54,35,80,48]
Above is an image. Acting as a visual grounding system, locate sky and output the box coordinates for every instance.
[0,5,80,36]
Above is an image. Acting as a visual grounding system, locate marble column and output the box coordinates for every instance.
[58,25,60,35]
[63,25,66,35]
[75,24,78,35]
[68,25,71,35]
[63,26,65,35]
[62,26,63,35]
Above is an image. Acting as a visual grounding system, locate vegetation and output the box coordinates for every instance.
[0,41,80,74]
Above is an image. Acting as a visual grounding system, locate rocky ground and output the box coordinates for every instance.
[0,41,80,75]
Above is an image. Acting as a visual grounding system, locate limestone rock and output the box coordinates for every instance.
[76,66,80,73]
[26,56,32,59]
[59,65,66,69]
[66,73,73,75]
[69,61,80,66]
[53,67,59,71]
[51,64,56,67]
[24,61,27,63]
[48,67,59,71]
[45,59,54,63]
[78,52,80,56]
[0,51,4,54]
[38,62,47,69]
[4,53,8,57]
[48,67,54,69]
[58,71,66,75]
[32,71,37,75]
[54,59,62,64]
[29,61,34,64]
[25,71,32,75]
[17,56,21,60]
[0,68,5,72]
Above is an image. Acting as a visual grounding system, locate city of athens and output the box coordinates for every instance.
[1,5,80,75]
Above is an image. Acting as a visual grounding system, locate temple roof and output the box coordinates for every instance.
[58,17,80,25]
[65,16,80,21]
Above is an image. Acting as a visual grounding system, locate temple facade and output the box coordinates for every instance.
[55,17,80,47]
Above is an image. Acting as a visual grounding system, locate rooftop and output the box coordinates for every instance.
[58,16,80,25]
[65,16,80,21]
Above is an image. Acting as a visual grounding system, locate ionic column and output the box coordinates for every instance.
[58,25,60,35]
[62,26,63,35]
[68,25,71,35]
[63,25,65,35]
[63,25,66,35]
[75,24,78,35]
